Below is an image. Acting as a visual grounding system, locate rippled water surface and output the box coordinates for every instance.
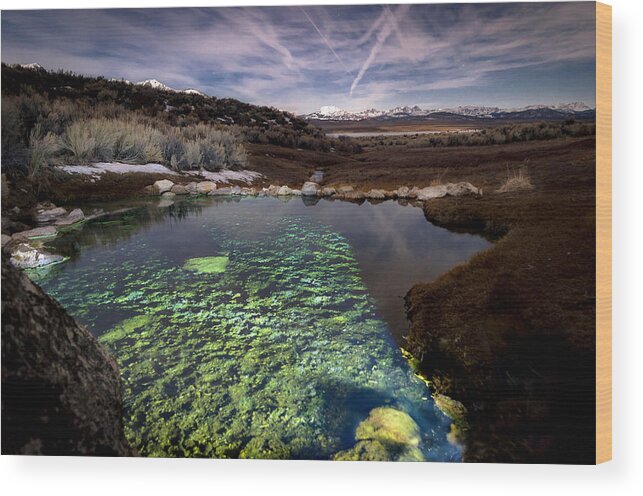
[30,196,489,460]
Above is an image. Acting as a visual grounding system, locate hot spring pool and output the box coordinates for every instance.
[28,195,489,461]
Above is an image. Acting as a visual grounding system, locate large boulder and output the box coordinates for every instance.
[152,179,174,194]
[196,181,217,194]
[301,182,321,196]
[9,243,65,269]
[1,257,133,455]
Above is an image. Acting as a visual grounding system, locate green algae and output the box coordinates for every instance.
[31,198,460,461]
[183,256,229,274]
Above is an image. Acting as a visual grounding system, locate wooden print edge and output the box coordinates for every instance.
[595,1,612,464]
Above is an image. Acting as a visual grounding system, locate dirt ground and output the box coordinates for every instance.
[2,136,597,464]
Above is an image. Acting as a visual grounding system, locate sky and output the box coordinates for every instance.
[1,2,596,114]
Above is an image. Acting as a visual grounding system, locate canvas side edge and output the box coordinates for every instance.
[595,0,612,465]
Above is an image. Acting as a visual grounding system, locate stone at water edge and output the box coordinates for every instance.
[445,182,480,197]
[396,186,411,198]
[9,243,65,269]
[267,185,280,196]
[336,185,354,194]
[11,225,58,240]
[170,184,189,195]
[416,185,448,201]
[34,206,67,224]
[153,179,174,194]
[366,189,387,200]
[54,208,85,227]
[185,182,200,195]
[196,181,217,194]
[277,185,293,196]
[320,187,336,197]
[301,182,321,196]
[342,191,366,201]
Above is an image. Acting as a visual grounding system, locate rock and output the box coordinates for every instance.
[208,187,233,196]
[152,179,174,194]
[416,185,448,201]
[161,191,176,198]
[320,187,336,197]
[446,182,481,197]
[54,208,85,227]
[337,185,354,194]
[1,257,133,455]
[170,184,189,195]
[34,207,67,224]
[1,234,11,247]
[366,189,387,200]
[342,191,366,202]
[185,182,200,195]
[301,182,321,196]
[396,186,411,198]
[408,186,420,199]
[196,181,217,194]
[12,226,58,240]
[230,186,242,195]
[291,189,302,196]
[277,185,293,196]
[267,184,280,196]
[9,243,65,269]
[333,407,424,462]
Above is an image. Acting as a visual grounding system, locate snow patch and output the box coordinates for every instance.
[56,163,179,177]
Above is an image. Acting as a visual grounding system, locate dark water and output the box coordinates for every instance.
[30,196,489,461]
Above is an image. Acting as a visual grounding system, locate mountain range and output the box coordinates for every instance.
[303,102,595,122]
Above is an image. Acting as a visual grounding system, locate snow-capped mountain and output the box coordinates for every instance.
[135,79,206,96]
[15,63,45,71]
[302,102,595,121]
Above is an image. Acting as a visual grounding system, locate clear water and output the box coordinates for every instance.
[29,196,489,461]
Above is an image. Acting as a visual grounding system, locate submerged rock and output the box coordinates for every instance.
[9,243,65,269]
[334,407,425,462]
[301,181,321,196]
[1,257,133,455]
[153,179,174,194]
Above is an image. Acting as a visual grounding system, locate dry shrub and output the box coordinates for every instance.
[497,164,534,193]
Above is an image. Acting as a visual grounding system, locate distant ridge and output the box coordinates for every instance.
[302,102,595,122]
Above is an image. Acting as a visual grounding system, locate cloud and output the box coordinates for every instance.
[1,3,596,113]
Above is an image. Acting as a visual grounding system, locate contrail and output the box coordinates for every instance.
[300,7,350,73]
[350,5,410,96]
